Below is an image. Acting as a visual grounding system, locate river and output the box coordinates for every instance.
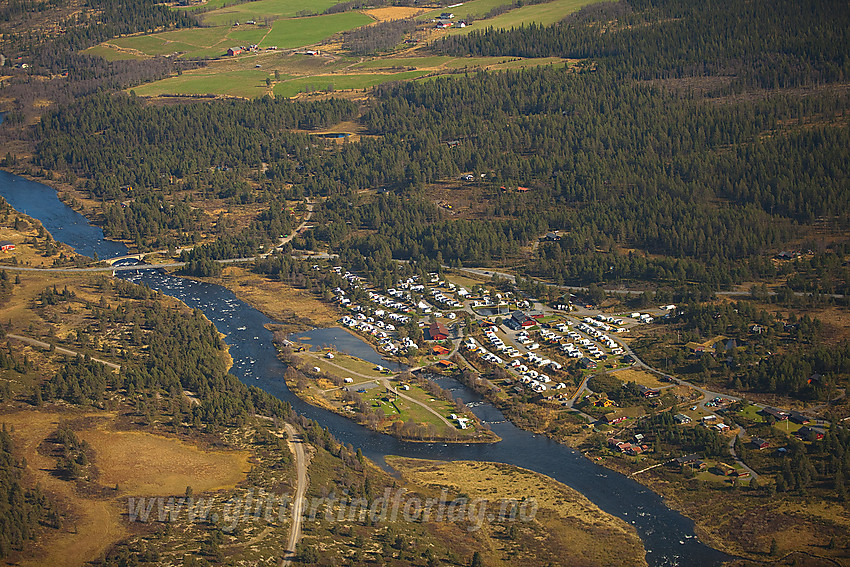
[0,171,730,566]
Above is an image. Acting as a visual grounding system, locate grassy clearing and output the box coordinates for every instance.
[0,410,126,567]
[387,458,648,567]
[80,426,249,496]
[259,12,373,49]
[362,6,429,22]
[448,0,597,33]
[199,0,344,27]
[273,70,426,97]
[81,44,144,61]
[131,69,274,97]
[611,367,667,388]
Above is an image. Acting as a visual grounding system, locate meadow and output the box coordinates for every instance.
[199,0,345,26]
[448,0,598,32]
[104,12,371,59]
[99,0,586,97]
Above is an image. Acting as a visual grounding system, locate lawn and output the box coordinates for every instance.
[273,70,427,97]
[259,12,373,49]
[200,0,345,26]
[131,69,274,98]
[82,44,144,61]
[104,12,370,59]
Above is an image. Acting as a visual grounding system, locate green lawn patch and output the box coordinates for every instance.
[448,0,598,33]
[131,69,274,98]
[82,45,144,61]
[273,70,427,97]
[199,0,345,26]
[259,12,373,49]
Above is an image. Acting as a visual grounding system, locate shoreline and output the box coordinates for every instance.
[277,343,502,445]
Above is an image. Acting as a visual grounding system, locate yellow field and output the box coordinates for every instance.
[610,367,667,388]
[211,265,342,331]
[80,426,249,496]
[362,6,429,22]
[388,458,648,567]
[0,409,248,567]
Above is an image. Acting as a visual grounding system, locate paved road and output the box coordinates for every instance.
[6,333,121,370]
[281,423,309,567]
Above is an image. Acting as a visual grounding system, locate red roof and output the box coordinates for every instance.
[428,321,449,341]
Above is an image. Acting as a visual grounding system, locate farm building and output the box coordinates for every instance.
[0,241,15,252]
[227,47,243,56]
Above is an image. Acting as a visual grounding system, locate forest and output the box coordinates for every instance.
[15,0,847,291]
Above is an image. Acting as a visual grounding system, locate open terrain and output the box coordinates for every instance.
[388,457,648,567]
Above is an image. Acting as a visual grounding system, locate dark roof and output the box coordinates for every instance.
[429,321,448,337]
[674,454,702,464]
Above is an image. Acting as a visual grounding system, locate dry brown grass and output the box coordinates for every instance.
[0,408,249,567]
[80,426,249,496]
[610,368,667,388]
[210,265,341,331]
[388,457,647,567]
[360,6,428,22]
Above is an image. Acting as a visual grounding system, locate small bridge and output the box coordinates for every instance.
[105,253,146,265]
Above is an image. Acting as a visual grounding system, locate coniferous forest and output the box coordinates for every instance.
[15,0,847,291]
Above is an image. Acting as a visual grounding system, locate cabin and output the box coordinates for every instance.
[789,411,810,424]
[674,413,692,424]
[510,311,535,329]
[797,426,826,442]
[0,241,15,252]
[427,321,449,341]
[604,411,628,425]
[637,385,660,398]
[750,437,769,450]
[761,406,789,421]
[672,454,706,470]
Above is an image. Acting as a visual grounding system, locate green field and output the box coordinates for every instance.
[259,12,372,49]
[448,0,597,33]
[131,69,274,98]
[273,71,427,98]
[105,11,370,58]
[199,0,345,26]
[82,44,145,61]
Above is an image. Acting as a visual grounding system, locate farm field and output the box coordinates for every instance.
[272,70,427,98]
[103,12,370,59]
[131,68,275,97]
[199,0,345,26]
[259,12,372,49]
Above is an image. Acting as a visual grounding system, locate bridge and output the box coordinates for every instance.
[104,253,146,265]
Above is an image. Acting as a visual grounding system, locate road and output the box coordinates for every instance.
[6,333,121,370]
[308,354,456,429]
[381,378,456,428]
[281,423,309,567]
